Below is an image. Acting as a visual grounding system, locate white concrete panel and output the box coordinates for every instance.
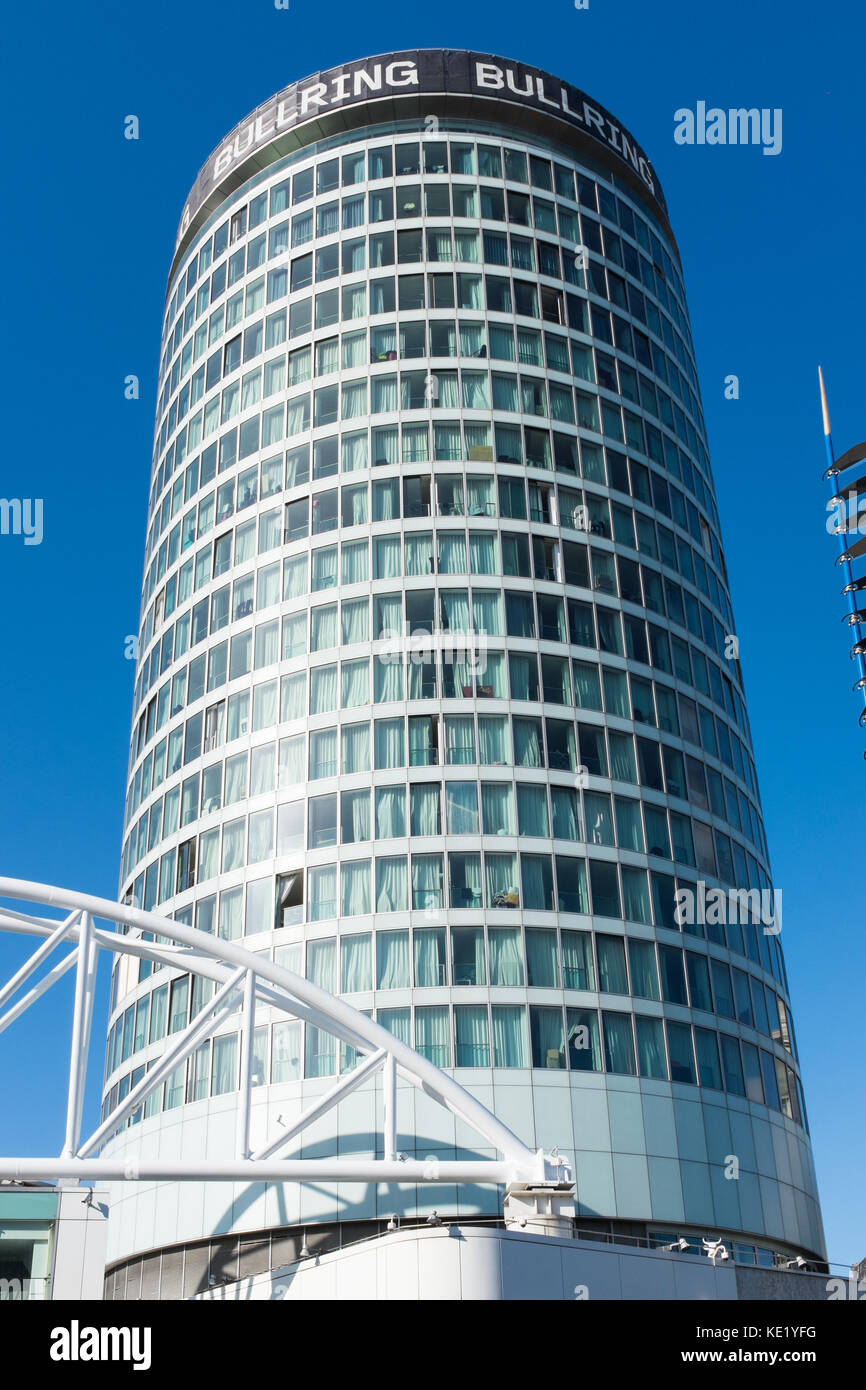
[500,1232,563,1300]
[456,1232,503,1300]
[607,1090,646,1155]
[612,1152,652,1220]
[561,1245,622,1300]
[417,1230,463,1300]
[381,1232,420,1300]
[334,1245,378,1300]
[642,1093,678,1158]
[571,1086,611,1152]
[619,1250,676,1300]
[574,1149,616,1217]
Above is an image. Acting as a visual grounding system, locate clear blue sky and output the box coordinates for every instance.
[0,0,862,1270]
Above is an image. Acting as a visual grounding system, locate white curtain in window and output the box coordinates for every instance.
[221,818,245,871]
[414,928,446,986]
[289,348,311,384]
[478,716,508,764]
[481,782,513,835]
[485,851,518,904]
[488,325,515,360]
[410,784,440,836]
[343,790,370,843]
[489,929,523,986]
[279,736,304,786]
[371,325,397,357]
[434,422,462,460]
[585,791,614,846]
[552,787,582,840]
[218,887,243,940]
[513,719,542,766]
[472,590,502,634]
[374,535,401,578]
[455,231,479,262]
[492,1005,527,1066]
[372,427,398,465]
[317,340,339,375]
[375,857,408,912]
[309,727,337,779]
[249,743,275,795]
[412,854,443,909]
[197,829,218,881]
[342,195,365,228]
[312,546,338,588]
[342,380,367,419]
[376,931,410,988]
[438,536,467,575]
[469,533,496,573]
[286,395,310,435]
[455,1005,489,1066]
[374,785,405,837]
[341,860,371,917]
[311,605,338,651]
[441,588,470,630]
[526,929,558,986]
[307,938,336,991]
[401,424,428,462]
[374,656,404,702]
[342,283,366,319]
[341,596,368,646]
[310,665,337,714]
[458,323,483,356]
[429,230,452,261]
[341,431,368,472]
[341,659,369,707]
[372,375,398,414]
[461,372,490,409]
[224,754,247,804]
[415,1007,449,1066]
[280,675,305,722]
[261,405,283,446]
[459,276,483,309]
[405,533,434,575]
[436,373,460,409]
[372,479,399,522]
[282,612,305,657]
[342,332,366,368]
[341,540,368,585]
[242,370,262,410]
[309,865,337,921]
[447,783,478,834]
[452,853,482,907]
[285,445,308,485]
[212,1035,238,1095]
[445,715,475,764]
[270,1021,300,1082]
[305,1024,336,1078]
[342,722,370,773]
[341,933,371,991]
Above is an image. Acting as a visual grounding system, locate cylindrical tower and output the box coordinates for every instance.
[103,51,824,1298]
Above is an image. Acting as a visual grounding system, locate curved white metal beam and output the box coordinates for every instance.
[0,1157,515,1184]
[0,877,541,1180]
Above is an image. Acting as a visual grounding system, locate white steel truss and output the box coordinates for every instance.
[0,879,574,1223]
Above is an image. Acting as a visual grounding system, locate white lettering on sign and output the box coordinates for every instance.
[474,62,656,195]
[177,55,659,251]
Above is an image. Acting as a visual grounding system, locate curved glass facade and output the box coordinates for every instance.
[102,60,824,1284]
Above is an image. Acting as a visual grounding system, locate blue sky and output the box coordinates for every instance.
[0,0,863,1269]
